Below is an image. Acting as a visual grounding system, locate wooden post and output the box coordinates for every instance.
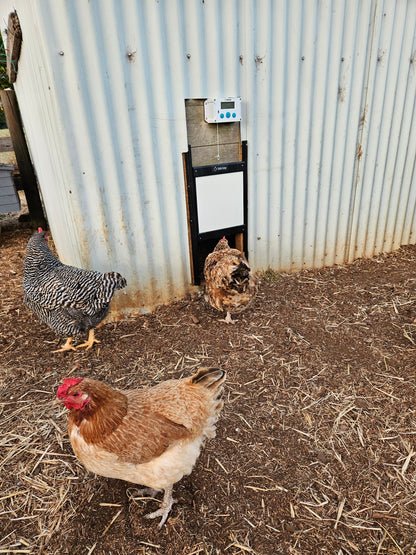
[235,233,244,253]
[0,88,46,226]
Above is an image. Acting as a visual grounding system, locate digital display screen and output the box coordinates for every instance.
[221,101,235,109]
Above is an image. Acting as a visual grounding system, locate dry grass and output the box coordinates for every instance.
[1,226,416,553]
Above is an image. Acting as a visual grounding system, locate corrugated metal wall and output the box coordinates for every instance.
[247,0,416,270]
[1,0,416,314]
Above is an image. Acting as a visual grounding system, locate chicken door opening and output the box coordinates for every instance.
[195,171,244,234]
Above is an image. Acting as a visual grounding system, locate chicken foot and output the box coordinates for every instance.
[53,337,76,353]
[220,311,236,324]
[75,329,100,350]
[145,486,177,528]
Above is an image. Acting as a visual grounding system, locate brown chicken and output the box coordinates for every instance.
[55,368,226,527]
[203,237,257,323]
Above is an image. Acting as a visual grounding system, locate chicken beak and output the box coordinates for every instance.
[52,397,63,407]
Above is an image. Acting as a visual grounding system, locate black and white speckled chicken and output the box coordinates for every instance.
[23,228,127,352]
[203,237,257,324]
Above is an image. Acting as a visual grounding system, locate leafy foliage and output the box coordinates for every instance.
[0,32,11,89]
[0,33,11,128]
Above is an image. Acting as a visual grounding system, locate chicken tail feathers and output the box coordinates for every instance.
[191,367,226,390]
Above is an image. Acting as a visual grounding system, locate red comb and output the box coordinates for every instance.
[38,227,43,233]
[57,377,84,398]
[222,236,226,240]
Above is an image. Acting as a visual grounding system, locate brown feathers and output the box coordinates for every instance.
[59,372,225,463]
[67,379,128,444]
[203,237,257,322]
[55,369,226,526]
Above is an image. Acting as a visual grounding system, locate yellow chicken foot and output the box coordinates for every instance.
[220,311,236,324]
[145,487,177,528]
[75,329,100,350]
[53,337,76,353]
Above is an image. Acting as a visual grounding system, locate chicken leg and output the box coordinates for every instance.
[75,329,100,350]
[220,311,236,324]
[53,337,76,353]
[145,487,177,528]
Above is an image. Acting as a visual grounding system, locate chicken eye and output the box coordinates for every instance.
[72,392,80,397]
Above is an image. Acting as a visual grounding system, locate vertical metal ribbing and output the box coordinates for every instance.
[0,0,416,317]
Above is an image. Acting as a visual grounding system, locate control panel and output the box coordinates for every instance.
[204,97,242,123]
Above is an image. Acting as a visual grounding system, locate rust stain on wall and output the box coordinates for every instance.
[106,283,194,321]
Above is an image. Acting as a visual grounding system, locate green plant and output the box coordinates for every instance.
[263,268,281,282]
[0,33,11,128]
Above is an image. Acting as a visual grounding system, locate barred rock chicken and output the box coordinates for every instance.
[203,237,257,324]
[55,368,226,527]
[23,228,127,352]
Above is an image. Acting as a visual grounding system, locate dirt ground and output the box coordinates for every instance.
[1,222,416,555]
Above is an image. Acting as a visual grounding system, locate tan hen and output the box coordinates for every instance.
[55,368,225,527]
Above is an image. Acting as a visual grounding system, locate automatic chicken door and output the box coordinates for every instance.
[184,141,248,284]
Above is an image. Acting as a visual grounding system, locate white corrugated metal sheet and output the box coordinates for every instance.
[0,0,415,314]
